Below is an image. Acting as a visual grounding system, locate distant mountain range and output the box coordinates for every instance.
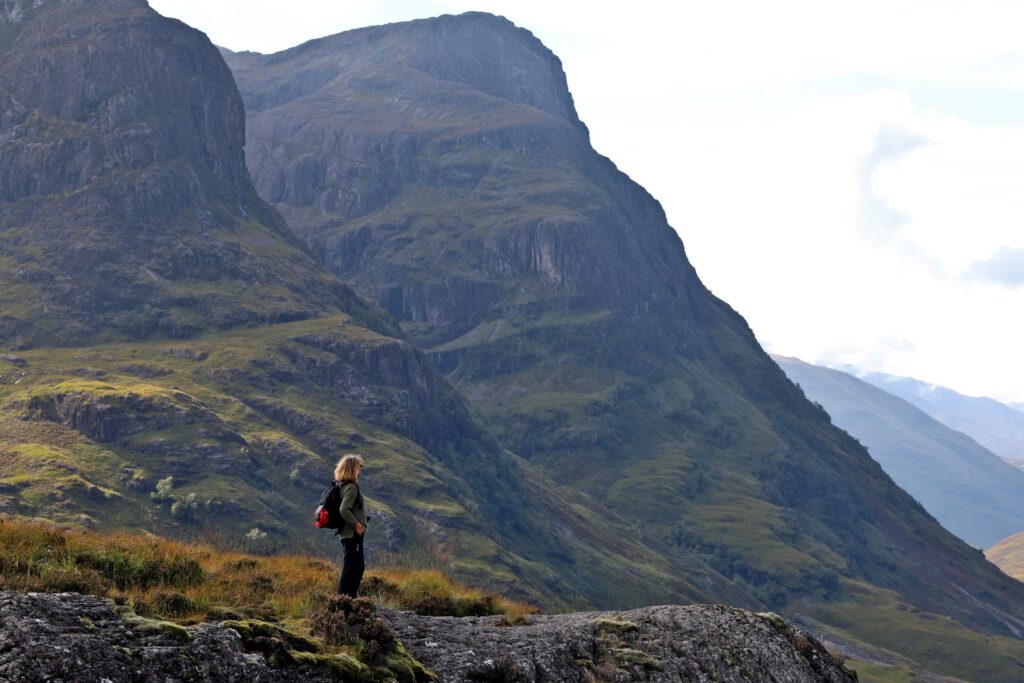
[846,368,1024,470]
[774,356,1024,549]
[2,2,1024,679]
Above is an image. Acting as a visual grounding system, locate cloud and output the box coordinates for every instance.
[856,123,930,241]
[966,247,1024,287]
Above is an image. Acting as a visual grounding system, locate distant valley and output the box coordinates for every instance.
[774,355,1024,549]
[851,368,1024,470]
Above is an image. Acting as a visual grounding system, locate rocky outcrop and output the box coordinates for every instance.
[0,591,855,683]
[0,591,339,682]
[385,605,855,682]
[395,602,851,683]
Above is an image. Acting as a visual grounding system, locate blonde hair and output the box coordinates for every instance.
[334,453,364,482]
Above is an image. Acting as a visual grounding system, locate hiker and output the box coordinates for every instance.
[335,453,368,597]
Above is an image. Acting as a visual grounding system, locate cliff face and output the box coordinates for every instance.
[229,12,693,348]
[0,0,389,345]
[226,10,1024,666]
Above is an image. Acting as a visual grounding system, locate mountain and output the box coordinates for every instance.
[774,355,1024,548]
[0,0,396,346]
[854,370,1024,469]
[989,532,1024,582]
[226,12,1024,679]
[0,0,745,611]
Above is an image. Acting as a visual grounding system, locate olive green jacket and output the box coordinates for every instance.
[337,481,367,539]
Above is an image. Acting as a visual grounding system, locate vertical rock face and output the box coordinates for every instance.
[227,10,1024,648]
[0,0,388,345]
[0,0,247,202]
[228,12,698,348]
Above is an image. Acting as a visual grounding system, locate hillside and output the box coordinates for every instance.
[0,0,748,611]
[775,355,1024,548]
[226,13,1024,679]
[857,370,1024,467]
[989,532,1024,582]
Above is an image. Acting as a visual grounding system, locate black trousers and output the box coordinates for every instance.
[338,534,365,597]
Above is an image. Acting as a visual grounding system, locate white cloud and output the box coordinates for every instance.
[966,248,1024,287]
[856,124,931,242]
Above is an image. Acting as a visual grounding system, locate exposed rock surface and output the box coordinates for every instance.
[384,604,855,682]
[0,591,335,682]
[0,591,854,683]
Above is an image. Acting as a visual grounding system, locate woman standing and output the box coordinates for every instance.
[334,453,368,597]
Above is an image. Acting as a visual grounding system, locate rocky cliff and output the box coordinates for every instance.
[226,12,1024,678]
[0,0,389,345]
[0,591,856,682]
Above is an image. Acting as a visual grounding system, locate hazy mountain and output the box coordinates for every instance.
[774,355,1024,548]
[226,12,1024,678]
[0,0,746,610]
[853,369,1024,468]
[988,531,1024,582]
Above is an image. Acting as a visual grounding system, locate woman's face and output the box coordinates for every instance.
[355,462,363,481]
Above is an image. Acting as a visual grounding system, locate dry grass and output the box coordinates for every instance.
[362,567,537,620]
[0,517,534,625]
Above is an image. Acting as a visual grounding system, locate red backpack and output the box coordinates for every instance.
[313,481,342,530]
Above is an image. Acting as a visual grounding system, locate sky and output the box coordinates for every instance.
[149,0,1024,403]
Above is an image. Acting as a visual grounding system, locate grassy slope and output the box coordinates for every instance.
[0,316,739,610]
[988,532,1024,581]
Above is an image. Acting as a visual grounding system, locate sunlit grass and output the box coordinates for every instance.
[0,517,532,625]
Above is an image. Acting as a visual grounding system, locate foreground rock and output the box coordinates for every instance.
[0,591,855,682]
[384,603,857,682]
[0,591,337,683]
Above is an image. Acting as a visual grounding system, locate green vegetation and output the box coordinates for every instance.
[0,317,709,612]
[844,659,934,683]
[802,579,1024,682]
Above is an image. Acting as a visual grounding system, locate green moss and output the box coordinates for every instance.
[221,619,321,653]
[756,612,792,635]
[591,618,638,634]
[290,651,368,678]
[609,647,661,671]
[123,614,191,643]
